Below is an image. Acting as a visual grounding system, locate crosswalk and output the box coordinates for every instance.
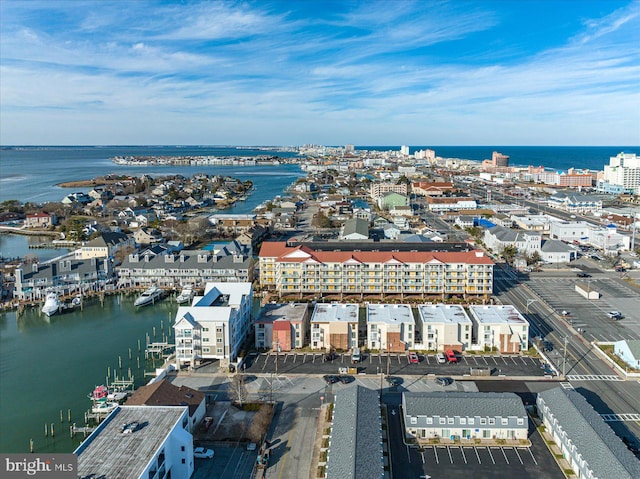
[565,374,622,381]
[560,382,574,390]
[601,413,640,422]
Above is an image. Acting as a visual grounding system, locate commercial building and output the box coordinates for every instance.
[425,196,477,212]
[259,241,494,299]
[601,152,640,194]
[254,303,309,351]
[416,304,472,352]
[467,305,529,353]
[547,193,602,215]
[402,392,528,442]
[173,282,253,368]
[75,405,193,479]
[537,387,640,479]
[326,386,383,479]
[310,303,359,351]
[366,303,415,352]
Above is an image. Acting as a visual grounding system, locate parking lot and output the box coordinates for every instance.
[191,444,257,479]
[387,403,564,479]
[241,351,547,377]
[527,276,640,342]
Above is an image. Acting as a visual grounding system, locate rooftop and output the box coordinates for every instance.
[255,303,308,324]
[417,304,472,325]
[468,305,528,325]
[311,303,359,323]
[75,405,188,479]
[403,391,526,419]
[366,304,415,325]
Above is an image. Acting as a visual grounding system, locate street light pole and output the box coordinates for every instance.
[526,299,538,314]
[386,343,392,377]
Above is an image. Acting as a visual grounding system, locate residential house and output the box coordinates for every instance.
[366,303,415,352]
[412,181,455,196]
[125,379,206,434]
[75,406,194,479]
[483,226,541,256]
[80,231,134,259]
[537,387,640,479]
[402,392,528,442]
[540,239,576,263]
[382,223,402,240]
[173,282,253,367]
[310,303,359,351]
[378,192,409,211]
[134,227,164,246]
[254,303,309,351]
[467,305,529,354]
[340,217,369,240]
[416,304,472,352]
[24,212,56,228]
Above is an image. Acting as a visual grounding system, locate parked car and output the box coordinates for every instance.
[435,377,453,386]
[194,447,214,459]
[543,341,554,352]
[338,375,353,384]
[561,310,570,316]
[408,352,419,363]
[576,272,591,278]
[436,352,446,364]
[247,443,257,451]
[323,375,339,385]
[445,349,457,363]
[386,376,402,386]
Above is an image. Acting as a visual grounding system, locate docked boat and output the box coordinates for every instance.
[88,385,110,401]
[91,401,119,414]
[176,286,194,305]
[41,292,60,317]
[134,286,163,307]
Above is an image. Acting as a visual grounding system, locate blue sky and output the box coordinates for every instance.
[1,0,639,146]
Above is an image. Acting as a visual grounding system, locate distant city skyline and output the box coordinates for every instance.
[1,0,639,146]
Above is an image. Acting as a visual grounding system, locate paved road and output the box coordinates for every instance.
[494,267,640,447]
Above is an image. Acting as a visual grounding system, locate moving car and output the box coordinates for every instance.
[607,311,623,319]
[435,377,453,386]
[436,352,446,364]
[194,447,214,459]
[386,376,402,386]
[576,272,591,278]
[408,352,419,363]
[543,341,553,352]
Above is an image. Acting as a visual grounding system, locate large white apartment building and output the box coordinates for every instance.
[310,303,359,351]
[173,282,253,368]
[366,303,415,352]
[416,304,473,352]
[549,221,630,254]
[468,305,529,354]
[602,152,640,194]
[259,242,494,299]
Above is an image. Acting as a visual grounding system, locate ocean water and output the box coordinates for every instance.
[358,145,639,172]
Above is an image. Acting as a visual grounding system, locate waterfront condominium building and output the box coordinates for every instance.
[310,303,359,351]
[173,282,253,368]
[366,303,416,352]
[601,152,640,194]
[258,242,494,299]
[370,181,408,199]
[254,302,309,351]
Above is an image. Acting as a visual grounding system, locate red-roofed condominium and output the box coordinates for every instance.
[258,242,493,300]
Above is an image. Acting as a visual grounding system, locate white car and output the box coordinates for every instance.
[436,352,446,364]
[607,311,622,319]
[194,447,214,459]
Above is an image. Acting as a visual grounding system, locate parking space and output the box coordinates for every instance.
[527,277,640,342]
[242,352,546,377]
[192,444,257,479]
[419,445,538,467]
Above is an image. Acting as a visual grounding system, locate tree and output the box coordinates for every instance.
[526,251,542,265]
[229,374,248,407]
[313,212,332,229]
[501,245,518,265]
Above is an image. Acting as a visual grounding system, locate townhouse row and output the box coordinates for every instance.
[255,302,530,354]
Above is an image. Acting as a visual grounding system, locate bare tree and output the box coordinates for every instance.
[228,374,248,407]
[247,404,273,443]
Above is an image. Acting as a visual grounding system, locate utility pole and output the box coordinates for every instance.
[563,336,569,378]
[386,343,392,377]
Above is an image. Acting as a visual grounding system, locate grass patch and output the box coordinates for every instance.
[324,427,331,435]
[564,469,575,475]
[320,451,328,462]
[317,465,326,477]
[322,438,329,448]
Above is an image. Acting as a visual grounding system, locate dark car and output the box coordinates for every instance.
[435,377,453,386]
[543,341,553,352]
[576,272,591,278]
[325,352,337,361]
[386,376,402,386]
[338,375,353,384]
[323,375,339,385]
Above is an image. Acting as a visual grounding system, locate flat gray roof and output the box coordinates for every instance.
[417,304,472,325]
[76,405,188,479]
[311,303,359,323]
[403,392,526,419]
[255,303,308,324]
[366,304,414,325]
[468,305,528,325]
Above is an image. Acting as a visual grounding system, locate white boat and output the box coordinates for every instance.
[41,292,60,317]
[176,287,194,305]
[134,286,163,307]
[91,401,119,414]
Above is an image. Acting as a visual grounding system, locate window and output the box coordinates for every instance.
[439,418,445,425]
[460,418,466,425]
[447,418,454,424]
[483,430,491,439]
[480,418,487,425]
[203,347,210,353]
[181,446,185,452]
[517,418,524,425]
[501,418,508,425]
[427,418,433,424]
[489,418,495,425]
[410,417,417,425]
[468,418,474,425]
